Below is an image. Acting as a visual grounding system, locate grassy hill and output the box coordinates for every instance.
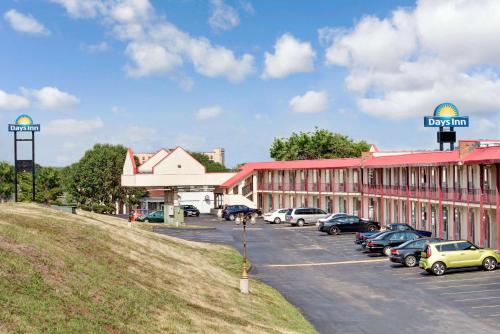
[0,203,316,334]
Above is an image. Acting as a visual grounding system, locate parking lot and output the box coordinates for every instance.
[156,217,500,334]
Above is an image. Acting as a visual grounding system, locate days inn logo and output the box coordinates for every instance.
[424,103,469,127]
[8,114,41,132]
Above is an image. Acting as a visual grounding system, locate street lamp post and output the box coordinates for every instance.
[235,212,255,294]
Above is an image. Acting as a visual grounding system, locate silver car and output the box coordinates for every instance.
[285,208,328,227]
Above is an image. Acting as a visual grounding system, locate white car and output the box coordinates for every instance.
[316,213,348,226]
[263,208,289,224]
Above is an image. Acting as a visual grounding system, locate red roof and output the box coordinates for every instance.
[463,146,500,164]
[364,151,460,168]
[220,158,361,188]
[220,146,500,188]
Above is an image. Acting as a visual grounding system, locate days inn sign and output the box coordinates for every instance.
[8,114,41,132]
[424,103,469,127]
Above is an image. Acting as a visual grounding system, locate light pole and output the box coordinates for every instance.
[235,212,256,294]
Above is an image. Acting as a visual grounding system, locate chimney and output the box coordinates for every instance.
[459,140,479,158]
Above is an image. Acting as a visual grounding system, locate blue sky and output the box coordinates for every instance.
[1,0,499,167]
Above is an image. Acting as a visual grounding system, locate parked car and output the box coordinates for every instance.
[263,208,290,224]
[136,210,164,223]
[366,231,421,255]
[222,205,261,221]
[128,208,147,221]
[357,230,387,248]
[389,238,442,267]
[318,215,380,235]
[181,205,200,217]
[285,208,328,227]
[419,240,500,276]
[356,223,432,245]
[316,212,347,225]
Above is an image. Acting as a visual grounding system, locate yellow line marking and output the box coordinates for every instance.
[265,258,388,268]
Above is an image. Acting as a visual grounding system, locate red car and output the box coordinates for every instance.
[129,209,148,221]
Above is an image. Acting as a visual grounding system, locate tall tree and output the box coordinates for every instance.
[66,144,128,210]
[190,152,229,172]
[270,128,370,160]
[0,162,14,202]
[35,167,63,204]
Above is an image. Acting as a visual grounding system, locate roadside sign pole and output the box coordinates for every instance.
[14,131,18,202]
[32,131,35,201]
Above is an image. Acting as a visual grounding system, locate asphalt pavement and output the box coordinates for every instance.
[155,217,500,334]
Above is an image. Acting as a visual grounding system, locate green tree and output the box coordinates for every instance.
[64,144,147,212]
[190,152,229,172]
[270,128,370,160]
[0,162,14,202]
[35,167,63,204]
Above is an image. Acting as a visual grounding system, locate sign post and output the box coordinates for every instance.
[8,115,41,202]
[424,103,469,151]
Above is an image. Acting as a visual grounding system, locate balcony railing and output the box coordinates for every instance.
[242,183,253,196]
[255,180,496,204]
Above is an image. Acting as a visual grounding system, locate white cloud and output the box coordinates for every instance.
[324,0,500,118]
[125,125,157,143]
[0,89,30,110]
[262,33,316,79]
[53,0,255,83]
[45,117,103,135]
[240,1,255,14]
[50,0,104,18]
[21,86,80,110]
[80,41,109,53]
[474,118,497,132]
[289,90,328,114]
[208,0,240,31]
[195,105,223,120]
[4,9,50,35]
[317,26,340,47]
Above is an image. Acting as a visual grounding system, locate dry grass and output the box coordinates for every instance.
[0,203,316,334]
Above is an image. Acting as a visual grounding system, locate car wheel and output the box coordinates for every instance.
[229,214,236,221]
[144,218,149,223]
[328,226,340,235]
[367,224,377,232]
[483,257,497,271]
[196,212,200,217]
[404,255,417,267]
[297,219,305,227]
[274,217,281,224]
[382,246,392,256]
[431,262,446,276]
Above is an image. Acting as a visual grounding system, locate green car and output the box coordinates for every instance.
[419,240,500,276]
[136,210,164,223]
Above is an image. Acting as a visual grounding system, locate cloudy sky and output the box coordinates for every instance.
[1,0,499,167]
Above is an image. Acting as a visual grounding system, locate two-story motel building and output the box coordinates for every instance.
[218,140,500,250]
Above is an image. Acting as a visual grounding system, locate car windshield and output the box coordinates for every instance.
[285,209,293,215]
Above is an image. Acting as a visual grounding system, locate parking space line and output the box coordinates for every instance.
[416,274,500,285]
[265,258,388,268]
[471,304,500,309]
[440,288,500,295]
[425,282,500,290]
[489,313,500,317]
[454,296,500,302]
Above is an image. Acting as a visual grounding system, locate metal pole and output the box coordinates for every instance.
[242,217,248,279]
[32,131,35,202]
[14,131,18,202]
[439,127,444,151]
[450,127,455,151]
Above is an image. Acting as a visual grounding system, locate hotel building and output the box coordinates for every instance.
[218,140,500,250]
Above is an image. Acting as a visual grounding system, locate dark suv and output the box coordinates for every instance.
[222,205,261,221]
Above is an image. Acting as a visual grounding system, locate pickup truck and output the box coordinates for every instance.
[355,223,432,245]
